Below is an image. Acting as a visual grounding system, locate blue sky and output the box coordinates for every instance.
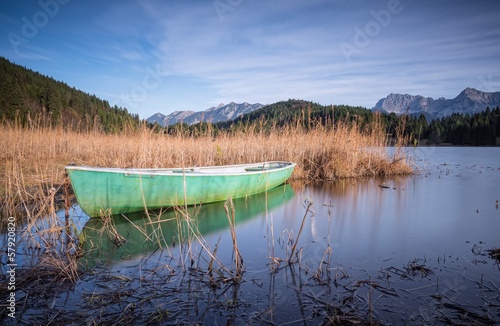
[1,0,499,118]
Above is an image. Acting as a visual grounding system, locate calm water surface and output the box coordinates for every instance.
[3,147,499,324]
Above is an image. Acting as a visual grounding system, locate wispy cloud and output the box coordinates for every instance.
[0,0,499,117]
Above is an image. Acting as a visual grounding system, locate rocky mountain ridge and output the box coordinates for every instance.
[372,88,500,119]
[148,88,500,126]
[147,102,263,126]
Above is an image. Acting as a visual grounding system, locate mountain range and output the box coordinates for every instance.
[148,88,500,126]
[372,88,500,120]
[147,102,263,126]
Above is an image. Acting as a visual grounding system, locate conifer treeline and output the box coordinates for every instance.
[0,57,140,132]
[1,56,499,145]
[207,100,500,146]
[425,109,500,145]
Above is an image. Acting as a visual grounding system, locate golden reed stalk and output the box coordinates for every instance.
[0,115,413,221]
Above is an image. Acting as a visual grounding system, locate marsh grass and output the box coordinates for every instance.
[1,113,413,221]
[0,114,415,320]
[0,114,414,320]
[14,195,83,281]
[487,247,500,264]
[224,197,244,279]
[4,185,499,325]
[288,197,313,264]
[96,209,127,246]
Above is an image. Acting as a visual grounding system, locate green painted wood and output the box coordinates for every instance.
[66,161,295,217]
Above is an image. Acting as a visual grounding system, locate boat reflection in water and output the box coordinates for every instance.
[80,184,295,267]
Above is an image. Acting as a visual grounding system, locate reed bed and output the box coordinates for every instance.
[5,118,500,325]
[0,116,413,221]
[488,247,500,263]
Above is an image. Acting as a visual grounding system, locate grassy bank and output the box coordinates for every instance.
[0,117,413,220]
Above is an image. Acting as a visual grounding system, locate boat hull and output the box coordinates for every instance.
[66,162,295,217]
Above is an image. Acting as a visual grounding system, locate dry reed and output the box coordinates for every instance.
[224,197,244,279]
[487,247,500,263]
[0,115,413,221]
[288,197,313,263]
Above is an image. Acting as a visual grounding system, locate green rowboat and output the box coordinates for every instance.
[66,161,296,217]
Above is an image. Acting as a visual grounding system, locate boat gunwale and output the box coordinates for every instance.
[65,161,296,177]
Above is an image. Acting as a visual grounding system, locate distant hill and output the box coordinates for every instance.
[215,99,374,129]
[147,102,263,126]
[373,88,500,120]
[0,56,139,132]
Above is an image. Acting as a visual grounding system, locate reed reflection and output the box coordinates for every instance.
[80,184,295,267]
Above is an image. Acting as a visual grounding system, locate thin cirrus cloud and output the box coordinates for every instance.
[0,0,498,118]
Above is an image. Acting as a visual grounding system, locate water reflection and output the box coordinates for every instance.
[80,184,295,267]
[0,208,86,273]
[261,148,500,292]
[3,148,499,325]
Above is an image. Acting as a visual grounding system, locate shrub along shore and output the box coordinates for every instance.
[0,117,413,221]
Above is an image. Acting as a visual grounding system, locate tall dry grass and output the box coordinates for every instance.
[0,115,413,221]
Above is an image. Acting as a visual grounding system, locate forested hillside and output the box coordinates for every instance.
[2,56,499,145]
[216,99,376,130]
[214,99,500,146]
[425,108,500,145]
[0,57,140,132]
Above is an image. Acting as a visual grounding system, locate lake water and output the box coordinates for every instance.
[2,147,499,324]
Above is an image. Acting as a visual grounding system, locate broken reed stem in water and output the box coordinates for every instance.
[98,209,126,246]
[288,198,313,264]
[314,246,333,281]
[224,197,244,279]
[172,204,201,270]
[265,190,283,273]
[268,213,279,273]
[208,235,222,281]
[179,208,237,280]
